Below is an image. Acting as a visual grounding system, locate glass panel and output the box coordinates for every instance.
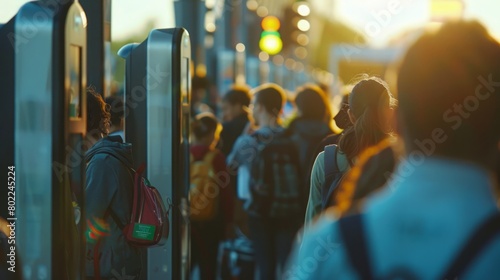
[16,65,53,280]
[15,5,54,277]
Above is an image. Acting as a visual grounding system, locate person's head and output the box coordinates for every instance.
[294,84,332,122]
[105,95,124,132]
[191,75,210,103]
[397,21,500,167]
[221,85,251,122]
[334,93,352,130]
[191,113,222,148]
[339,75,396,161]
[250,83,286,127]
[87,88,110,140]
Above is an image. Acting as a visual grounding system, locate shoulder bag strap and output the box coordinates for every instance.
[440,212,500,279]
[322,145,339,208]
[338,214,374,280]
[92,151,132,230]
[324,144,339,178]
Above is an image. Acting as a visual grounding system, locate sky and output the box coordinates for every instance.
[314,0,500,46]
[0,0,175,41]
[1,0,499,45]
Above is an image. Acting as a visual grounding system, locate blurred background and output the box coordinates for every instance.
[2,0,499,109]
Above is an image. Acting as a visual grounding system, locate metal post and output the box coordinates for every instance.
[80,0,111,96]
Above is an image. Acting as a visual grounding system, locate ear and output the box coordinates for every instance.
[254,103,262,114]
[347,109,356,124]
[238,103,249,114]
[242,105,250,115]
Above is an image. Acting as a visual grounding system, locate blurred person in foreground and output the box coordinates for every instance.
[287,21,500,280]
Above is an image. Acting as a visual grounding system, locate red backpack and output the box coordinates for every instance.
[92,154,170,279]
[122,163,170,246]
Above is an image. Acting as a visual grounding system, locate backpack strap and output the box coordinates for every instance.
[322,145,339,209]
[338,214,374,280]
[94,151,136,174]
[324,145,339,178]
[440,212,500,279]
[339,212,500,280]
[93,151,134,231]
[107,208,125,231]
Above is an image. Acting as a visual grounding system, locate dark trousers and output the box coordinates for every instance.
[248,216,299,280]
[191,218,222,280]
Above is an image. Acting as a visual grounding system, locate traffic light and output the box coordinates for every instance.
[259,16,283,55]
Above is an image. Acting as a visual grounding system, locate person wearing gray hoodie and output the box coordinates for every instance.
[84,89,141,279]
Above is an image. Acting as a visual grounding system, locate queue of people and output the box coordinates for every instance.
[208,20,500,280]
[78,20,499,280]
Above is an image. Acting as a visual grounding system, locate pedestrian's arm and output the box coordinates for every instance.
[85,157,119,242]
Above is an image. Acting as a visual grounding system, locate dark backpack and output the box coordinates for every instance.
[338,212,500,280]
[249,131,303,219]
[321,145,352,209]
[288,128,330,198]
[288,128,329,173]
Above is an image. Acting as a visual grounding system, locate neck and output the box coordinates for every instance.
[193,139,212,147]
[236,111,247,118]
[109,125,122,133]
[259,115,279,128]
[86,131,104,147]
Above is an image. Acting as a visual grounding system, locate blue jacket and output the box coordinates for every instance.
[287,157,500,279]
[85,136,141,278]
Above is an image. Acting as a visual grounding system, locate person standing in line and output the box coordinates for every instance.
[227,83,300,280]
[219,85,252,156]
[286,84,334,210]
[85,89,141,280]
[288,21,500,280]
[304,76,396,226]
[190,113,234,280]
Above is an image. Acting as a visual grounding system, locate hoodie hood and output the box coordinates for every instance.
[85,136,134,167]
[288,118,333,139]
